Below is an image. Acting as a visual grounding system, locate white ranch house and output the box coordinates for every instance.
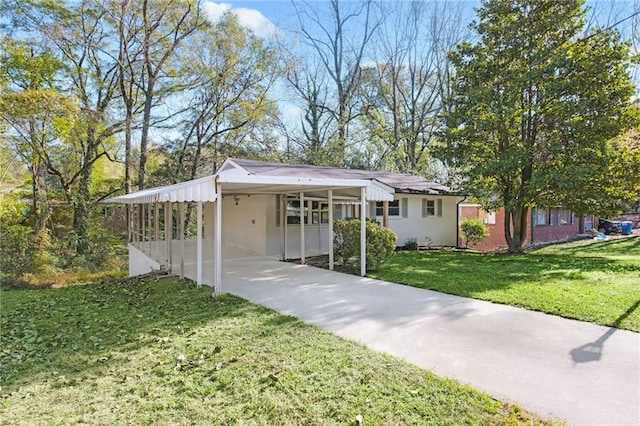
[107,158,464,294]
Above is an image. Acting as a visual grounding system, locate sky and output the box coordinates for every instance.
[199,0,640,127]
[203,1,283,38]
[202,0,639,42]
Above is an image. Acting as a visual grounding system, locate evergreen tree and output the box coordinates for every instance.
[440,0,638,252]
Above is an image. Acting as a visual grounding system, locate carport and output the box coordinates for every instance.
[106,166,394,295]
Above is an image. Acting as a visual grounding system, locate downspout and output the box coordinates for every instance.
[456,195,467,248]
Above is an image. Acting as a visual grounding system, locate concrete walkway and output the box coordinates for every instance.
[222,255,640,426]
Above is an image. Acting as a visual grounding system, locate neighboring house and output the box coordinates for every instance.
[459,204,595,251]
[107,158,463,291]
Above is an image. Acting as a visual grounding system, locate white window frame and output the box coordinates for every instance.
[559,208,573,225]
[375,200,400,217]
[422,198,443,218]
[534,208,551,226]
[484,210,496,225]
[310,201,329,224]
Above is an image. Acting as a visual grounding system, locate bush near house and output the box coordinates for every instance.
[460,217,489,247]
[333,219,397,270]
[404,237,419,250]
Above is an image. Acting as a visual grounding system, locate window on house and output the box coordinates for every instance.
[375,200,400,216]
[484,210,496,225]
[320,203,329,224]
[310,201,329,224]
[333,204,343,220]
[534,208,550,226]
[422,198,442,217]
[286,200,329,225]
[286,200,310,224]
[343,204,356,219]
[559,208,573,225]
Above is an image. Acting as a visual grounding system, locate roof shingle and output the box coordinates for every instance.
[229,158,456,195]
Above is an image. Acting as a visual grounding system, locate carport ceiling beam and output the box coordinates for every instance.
[284,194,360,201]
[217,174,371,188]
[221,185,363,195]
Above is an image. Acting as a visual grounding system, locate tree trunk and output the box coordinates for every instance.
[504,205,529,253]
[335,100,347,167]
[31,162,49,233]
[138,90,153,190]
[73,137,97,256]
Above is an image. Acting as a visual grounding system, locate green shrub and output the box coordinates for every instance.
[0,196,33,277]
[404,237,419,250]
[460,217,489,247]
[31,228,62,277]
[333,219,397,270]
[0,223,32,277]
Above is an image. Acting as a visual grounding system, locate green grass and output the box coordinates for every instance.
[0,279,557,425]
[369,237,640,332]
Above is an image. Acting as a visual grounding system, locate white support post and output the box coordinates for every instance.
[154,203,160,261]
[164,202,172,271]
[127,205,132,243]
[328,189,334,270]
[133,205,138,245]
[196,201,203,287]
[282,195,289,260]
[282,195,287,261]
[147,204,152,255]
[300,192,305,264]
[317,204,321,254]
[212,199,217,288]
[140,205,145,250]
[360,186,367,277]
[383,200,389,228]
[179,203,185,280]
[214,181,222,295]
[212,199,217,293]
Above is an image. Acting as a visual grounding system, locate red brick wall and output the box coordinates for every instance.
[460,205,581,251]
[459,205,517,251]
[531,208,580,244]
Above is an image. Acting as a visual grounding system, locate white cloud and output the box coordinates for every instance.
[203,2,278,39]
[203,2,231,22]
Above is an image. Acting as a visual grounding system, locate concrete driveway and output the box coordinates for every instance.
[222,254,640,426]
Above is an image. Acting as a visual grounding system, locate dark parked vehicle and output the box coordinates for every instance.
[597,219,622,235]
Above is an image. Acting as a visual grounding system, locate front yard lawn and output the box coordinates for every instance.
[0,279,556,425]
[369,236,640,332]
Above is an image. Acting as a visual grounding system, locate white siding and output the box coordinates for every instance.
[265,195,281,256]
[221,194,268,255]
[263,194,330,258]
[221,193,461,257]
[280,224,330,258]
[128,244,160,276]
[375,194,461,247]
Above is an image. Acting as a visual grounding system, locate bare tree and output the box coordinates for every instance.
[290,0,382,166]
[169,12,280,182]
[359,0,467,176]
[279,40,335,165]
[114,0,143,195]
[136,0,206,190]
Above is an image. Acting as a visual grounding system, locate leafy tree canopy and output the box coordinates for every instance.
[439,0,639,252]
